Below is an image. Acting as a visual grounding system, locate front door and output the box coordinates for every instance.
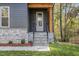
[36,12,43,31]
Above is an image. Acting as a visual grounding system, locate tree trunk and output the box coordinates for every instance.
[60,4,63,41]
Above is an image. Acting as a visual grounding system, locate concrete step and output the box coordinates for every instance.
[34,38,47,41]
[34,40,47,43]
[33,32,48,46]
[33,40,48,46]
[34,32,47,37]
[33,42,48,45]
[33,43,48,46]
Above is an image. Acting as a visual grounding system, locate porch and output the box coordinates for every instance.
[28,3,54,32]
[27,3,54,46]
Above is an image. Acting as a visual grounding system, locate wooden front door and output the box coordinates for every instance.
[36,12,43,31]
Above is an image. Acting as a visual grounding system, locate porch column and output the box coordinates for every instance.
[48,7,53,32]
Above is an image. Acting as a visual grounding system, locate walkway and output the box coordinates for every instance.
[0,46,50,51]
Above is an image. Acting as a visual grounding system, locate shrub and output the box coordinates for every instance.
[28,41,32,43]
[8,41,13,44]
[21,39,25,44]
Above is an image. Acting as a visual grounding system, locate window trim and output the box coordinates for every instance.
[0,6,10,28]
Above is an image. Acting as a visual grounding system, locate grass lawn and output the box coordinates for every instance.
[0,42,79,56]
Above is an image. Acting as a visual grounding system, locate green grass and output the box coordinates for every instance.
[0,42,79,56]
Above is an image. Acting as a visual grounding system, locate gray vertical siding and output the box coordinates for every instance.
[0,3,28,28]
[10,4,28,28]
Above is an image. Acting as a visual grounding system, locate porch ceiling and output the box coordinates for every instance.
[28,3,54,8]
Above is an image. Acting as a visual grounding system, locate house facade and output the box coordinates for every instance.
[0,3,54,46]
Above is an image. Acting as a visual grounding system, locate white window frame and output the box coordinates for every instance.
[0,6,10,28]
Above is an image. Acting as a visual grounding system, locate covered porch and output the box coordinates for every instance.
[27,3,54,46]
[28,3,54,32]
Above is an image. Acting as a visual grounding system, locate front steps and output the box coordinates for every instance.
[33,32,48,46]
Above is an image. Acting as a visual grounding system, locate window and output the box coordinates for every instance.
[37,13,43,26]
[38,13,42,18]
[36,12,43,31]
[0,6,10,28]
[39,21,42,26]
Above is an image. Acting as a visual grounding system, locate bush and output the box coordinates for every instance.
[28,41,32,44]
[8,41,13,44]
[21,39,25,44]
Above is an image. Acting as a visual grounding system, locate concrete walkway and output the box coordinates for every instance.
[0,46,50,51]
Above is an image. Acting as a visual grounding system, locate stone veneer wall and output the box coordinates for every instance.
[28,32,54,43]
[0,29,28,43]
[48,32,54,43]
[0,29,54,44]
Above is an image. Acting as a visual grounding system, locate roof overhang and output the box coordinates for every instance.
[28,3,54,8]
